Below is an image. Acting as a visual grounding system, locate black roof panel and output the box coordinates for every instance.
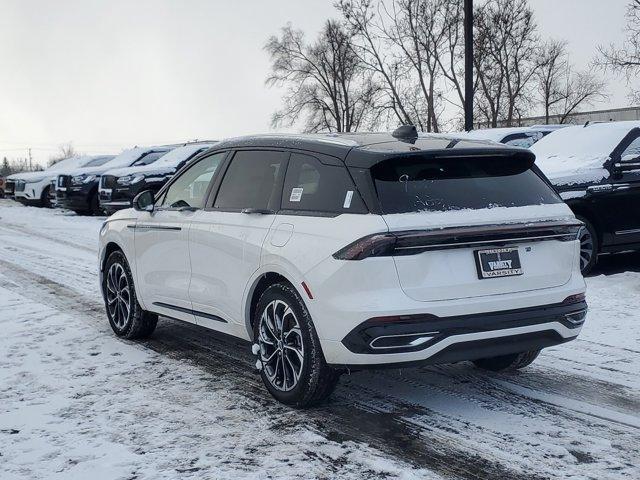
[210,132,531,167]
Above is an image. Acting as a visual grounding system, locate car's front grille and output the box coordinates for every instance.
[14,180,26,192]
[101,175,117,189]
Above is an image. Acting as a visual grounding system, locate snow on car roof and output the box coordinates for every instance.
[465,126,562,143]
[531,121,640,181]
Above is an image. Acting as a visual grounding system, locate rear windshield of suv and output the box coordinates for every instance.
[371,155,561,214]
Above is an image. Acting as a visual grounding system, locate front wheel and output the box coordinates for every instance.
[103,250,157,339]
[41,186,52,208]
[576,216,598,275]
[254,283,340,407]
[473,350,540,372]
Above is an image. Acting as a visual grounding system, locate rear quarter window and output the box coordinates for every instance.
[281,153,366,214]
[371,155,561,214]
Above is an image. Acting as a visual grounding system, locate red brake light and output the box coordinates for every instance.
[332,233,397,260]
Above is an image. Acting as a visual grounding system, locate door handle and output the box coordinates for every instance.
[586,184,614,195]
[241,208,273,215]
[177,206,198,212]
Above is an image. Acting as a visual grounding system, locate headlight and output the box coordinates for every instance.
[71,174,96,185]
[117,175,145,186]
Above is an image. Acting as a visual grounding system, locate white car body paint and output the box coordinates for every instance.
[98,134,587,368]
[100,202,585,365]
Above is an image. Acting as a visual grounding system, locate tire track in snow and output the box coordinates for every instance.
[0,257,540,480]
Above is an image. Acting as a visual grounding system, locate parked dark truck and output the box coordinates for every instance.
[531,121,640,274]
[56,145,178,215]
[99,141,216,215]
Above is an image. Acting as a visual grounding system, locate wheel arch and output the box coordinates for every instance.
[243,266,308,341]
[566,201,603,248]
[101,241,124,273]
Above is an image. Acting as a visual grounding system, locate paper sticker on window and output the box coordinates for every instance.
[290,187,303,202]
[343,190,354,208]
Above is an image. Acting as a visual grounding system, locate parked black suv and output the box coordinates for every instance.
[56,145,177,215]
[531,121,640,273]
[99,141,216,215]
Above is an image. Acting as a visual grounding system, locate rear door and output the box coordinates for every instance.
[371,154,577,302]
[134,152,225,322]
[188,150,289,329]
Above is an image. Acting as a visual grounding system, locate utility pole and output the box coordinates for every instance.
[28,148,32,171]
[464,0,474,131]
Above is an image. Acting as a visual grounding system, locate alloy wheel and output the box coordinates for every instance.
[106,263,131,329]
[258,299,305,392]
[578,226,594,272]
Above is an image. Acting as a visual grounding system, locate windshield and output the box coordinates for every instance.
[84,156,113,167]
[371,155,561,214]
[132,150,168,166]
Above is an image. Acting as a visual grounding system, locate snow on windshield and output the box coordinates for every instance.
[47,155,93,172]
[102,147,151,169]
[532,122,640,177]
[156,143,215,166]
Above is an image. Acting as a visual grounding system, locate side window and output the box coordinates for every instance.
[281,153,366,214]
[160,152,225,209]
[621,135,640,159]
[213,150,287,211]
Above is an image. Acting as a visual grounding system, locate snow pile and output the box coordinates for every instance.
[531,121,640,185]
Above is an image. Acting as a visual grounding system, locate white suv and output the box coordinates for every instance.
[98,130,587,407]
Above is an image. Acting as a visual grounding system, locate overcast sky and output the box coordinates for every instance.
[0,0,632,166]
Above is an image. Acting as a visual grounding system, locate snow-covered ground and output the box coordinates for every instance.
[1,199,639,480]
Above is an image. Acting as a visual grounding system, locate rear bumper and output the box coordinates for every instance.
[330,300,586,368]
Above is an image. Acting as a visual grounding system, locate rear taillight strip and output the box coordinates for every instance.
[333,220,583,260]
[394,233,577,251]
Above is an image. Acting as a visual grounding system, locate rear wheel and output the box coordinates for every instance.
[473,350,540,372]
[576,216,598,275]
[254,282,340,407]
[103,250,157,339]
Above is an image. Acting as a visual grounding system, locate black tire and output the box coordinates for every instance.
[473,350,541,372]
[102,250,157,339]
[254,282,341,408]
[90,192,103,216]
[576,216,598,275]
[40,186,52,209]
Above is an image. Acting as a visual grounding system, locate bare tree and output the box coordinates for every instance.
[537,40,568,124]
[538,40,607,124]
[265,20,380,132]
[337,0,419,127]
[48,143,76,167]
[474,0,540,127]
[596,0,640,103]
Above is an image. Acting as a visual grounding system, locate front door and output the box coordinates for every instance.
[134,152,225,322]
[188,150,289,332]
[606,133,640,246]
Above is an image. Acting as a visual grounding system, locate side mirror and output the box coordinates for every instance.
[133,190,155,212]
[614,155,640,171]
